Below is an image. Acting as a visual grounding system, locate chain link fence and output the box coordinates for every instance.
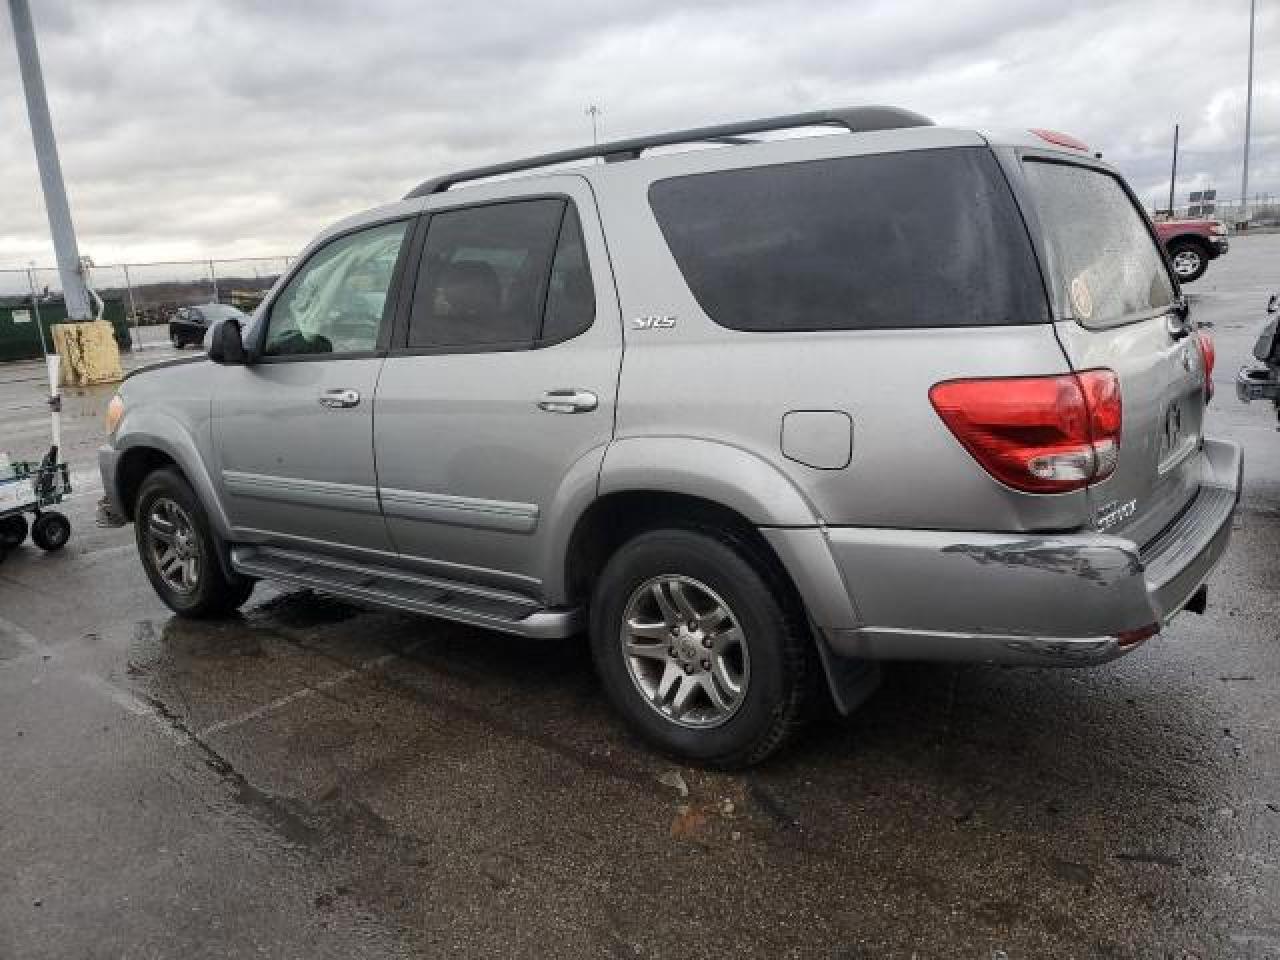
[0,256,292,351]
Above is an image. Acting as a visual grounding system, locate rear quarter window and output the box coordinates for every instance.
[647,147,1047,332]
[1020,160,1175,329]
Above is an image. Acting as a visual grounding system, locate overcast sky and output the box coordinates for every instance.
[0,0,1274,268]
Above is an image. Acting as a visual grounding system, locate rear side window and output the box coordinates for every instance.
[408,199,563,349]
[648,147,1047,332]
[542,206,595,343]
[1021,161,1175,328]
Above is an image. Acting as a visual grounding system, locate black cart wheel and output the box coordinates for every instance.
[31,511,71,551]
[0,514,28,548]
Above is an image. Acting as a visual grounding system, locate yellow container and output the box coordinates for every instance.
[50,321,123,385]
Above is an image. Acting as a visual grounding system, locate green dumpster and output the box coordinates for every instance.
[0,295,132,363]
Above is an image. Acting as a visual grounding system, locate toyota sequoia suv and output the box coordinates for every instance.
[100,107,1242,767]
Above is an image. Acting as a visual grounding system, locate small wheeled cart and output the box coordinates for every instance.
[0,446,72,562]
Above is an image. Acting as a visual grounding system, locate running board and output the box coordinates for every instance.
[229,545,582,639]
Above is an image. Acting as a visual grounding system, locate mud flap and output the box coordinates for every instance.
[95,495,127,528]
[811,625,882,716]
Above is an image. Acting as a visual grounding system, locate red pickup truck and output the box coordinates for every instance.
[1154,217,1229,283]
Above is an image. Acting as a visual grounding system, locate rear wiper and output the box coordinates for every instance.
[1167,297,1193,339]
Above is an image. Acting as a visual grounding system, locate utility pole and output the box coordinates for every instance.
[1168,124,1179,216]
[586,104,602,145]
[1240,0,1256,227]
[8,0,91,321]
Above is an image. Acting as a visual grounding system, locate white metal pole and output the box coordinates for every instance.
[8,0,92,321]
[45,353,61,454]
[1241,0,1256,227]
[122,263,140,348]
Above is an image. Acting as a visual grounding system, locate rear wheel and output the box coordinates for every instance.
[1168,240,1208,283]
[31,511,69,551]
[135,468,254,618]
[589,527,815,768]
[0,514,28,548]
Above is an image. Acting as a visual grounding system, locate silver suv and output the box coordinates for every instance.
[100,107,1242,767]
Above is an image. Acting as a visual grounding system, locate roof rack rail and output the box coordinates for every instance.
[404,105,934,198]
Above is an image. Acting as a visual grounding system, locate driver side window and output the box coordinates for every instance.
[265,219,410,357]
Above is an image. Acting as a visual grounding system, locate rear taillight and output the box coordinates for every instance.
[929,370,1122,494]
[1196,330,1215,403]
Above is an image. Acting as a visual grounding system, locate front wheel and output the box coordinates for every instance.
[1168,241,1208,283]
[135,468,254,618]
[589,527,816,768]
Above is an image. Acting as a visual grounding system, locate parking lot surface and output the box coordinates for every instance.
[3,242,1279,959]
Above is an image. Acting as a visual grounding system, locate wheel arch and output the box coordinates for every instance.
[545,436,823,607]
[112,419,231,538]
[1166,233,1212,254]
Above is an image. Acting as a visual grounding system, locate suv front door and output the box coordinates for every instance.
[374,179,620,597]
[212,217,413,558]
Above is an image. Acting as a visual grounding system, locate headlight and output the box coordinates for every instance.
[104,393,124,435]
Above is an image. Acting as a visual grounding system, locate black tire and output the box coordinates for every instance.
[134,467,254,618]
[589,527,817,769]
[30,511,70,551]
[1168,240,1208,283]
[0,514,28,548]
[171,332,184,349]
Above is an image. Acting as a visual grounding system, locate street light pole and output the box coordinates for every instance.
[8,0,91,320]
[1168,124,1179,216]
[1240,0,1256,227]
[586,104,602,145]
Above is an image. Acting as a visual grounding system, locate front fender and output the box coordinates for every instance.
[111,408,231,538]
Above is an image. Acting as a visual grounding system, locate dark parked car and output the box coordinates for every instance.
[169,303,248,349]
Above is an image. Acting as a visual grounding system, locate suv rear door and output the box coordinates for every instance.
[373,177,620,596]
[1016,156,1205,545]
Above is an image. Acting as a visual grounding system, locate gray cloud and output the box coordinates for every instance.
[0,0,1274,266]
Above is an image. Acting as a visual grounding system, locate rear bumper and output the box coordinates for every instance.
[769,439,1242,667]
[1209,236,1229,258]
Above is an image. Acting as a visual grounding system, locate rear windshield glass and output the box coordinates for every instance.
[647,147,1047,332]
[1021,161,1175,328]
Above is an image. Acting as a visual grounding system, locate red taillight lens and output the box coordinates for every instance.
[1196,330,1215,403]
[929,370,1122,494]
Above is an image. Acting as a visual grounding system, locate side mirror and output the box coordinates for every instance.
[207,318,248,365]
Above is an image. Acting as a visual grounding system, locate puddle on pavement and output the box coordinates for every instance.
[251,589,363,629]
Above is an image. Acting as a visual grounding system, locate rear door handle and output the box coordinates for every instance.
[537,388,598,414]
[318,388,361,409]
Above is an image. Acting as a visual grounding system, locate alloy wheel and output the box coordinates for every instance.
[620,574,750,729]
[145,497,200,594]
[1172,249,1202,277]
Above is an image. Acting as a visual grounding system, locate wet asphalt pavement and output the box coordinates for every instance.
[2,241,1279,960]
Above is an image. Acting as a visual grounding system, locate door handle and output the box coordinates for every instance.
[537,388,598,414]
[318,388,361,409]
